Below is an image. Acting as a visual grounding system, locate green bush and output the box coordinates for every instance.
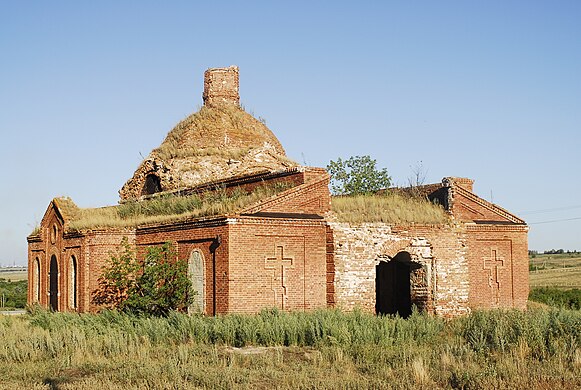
[0,279,27,309]
[529,287,581,310]
[91,239,193,316]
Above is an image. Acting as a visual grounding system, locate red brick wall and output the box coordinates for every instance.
[203,66,240,107]
[82,230,136,312]
[135,220,229,315]
[246,177,330,215]
[227,217,327,313]
[27,204,137,313]
[466,225,529,309]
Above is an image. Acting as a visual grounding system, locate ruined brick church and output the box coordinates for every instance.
[28,66,529,317]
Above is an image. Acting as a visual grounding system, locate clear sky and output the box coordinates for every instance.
[1,1,580,266]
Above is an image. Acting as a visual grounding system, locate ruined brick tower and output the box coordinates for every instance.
[202,66,240,107]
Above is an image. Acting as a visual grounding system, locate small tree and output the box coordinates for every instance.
[92,238,193,316]
[327,155,391,195]
[91,237,139,310]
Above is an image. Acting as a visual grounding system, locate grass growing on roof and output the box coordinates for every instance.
[69,183,291,231]
[154,105,286,161]
[331,192,449,224]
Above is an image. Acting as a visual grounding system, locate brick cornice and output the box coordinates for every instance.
[465,224,529,232]
[136,216,230,234]
[231,216,327,226]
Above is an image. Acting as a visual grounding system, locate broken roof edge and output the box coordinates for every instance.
[57,173,310,232]
[122,166,307,203]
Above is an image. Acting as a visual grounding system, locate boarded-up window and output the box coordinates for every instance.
[188,250,205,314]
[33,257,40,302]
[69,256,77,309]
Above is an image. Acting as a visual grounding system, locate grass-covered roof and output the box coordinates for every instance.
[330,192,449,225]
[55,183,292,232]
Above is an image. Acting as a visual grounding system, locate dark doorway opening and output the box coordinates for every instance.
[49,255,58,311]
[375,252,420,318]
[142,174,162,196]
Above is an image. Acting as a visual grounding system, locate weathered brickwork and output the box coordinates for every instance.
[203,66,240,107]
[27,68,529,318]
[28,202,137,313]
[227,217,327,313]
[466,225,529,309]
[328,222,470,317]
[135,219,229,315]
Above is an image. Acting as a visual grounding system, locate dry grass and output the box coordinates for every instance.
[69,184,290,231]
[530,268,581,289]
[154,105,285,161]
[331,192,449,224]
[0,270,28,282]
[0,308,579,389]
[530,255,581,288]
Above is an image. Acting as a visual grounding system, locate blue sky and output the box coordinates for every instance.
[1,1,580,265]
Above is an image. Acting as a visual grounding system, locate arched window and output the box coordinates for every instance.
[33,257,41,303]
[188,249,205,314]
[142,174,162,196]
[69,256,77,309]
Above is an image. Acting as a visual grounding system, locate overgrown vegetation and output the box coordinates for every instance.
[69,183,291,231]
[529,287,581,310]
[331,192,449,224]
[0,308,579,388]
[92,240,193,316]
[154,105,285,161]
[0,279,27,310]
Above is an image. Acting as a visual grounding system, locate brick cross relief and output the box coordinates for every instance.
[265,245,294,310]
[483,249,504,304]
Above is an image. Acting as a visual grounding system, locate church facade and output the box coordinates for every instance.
[27,67,529,317]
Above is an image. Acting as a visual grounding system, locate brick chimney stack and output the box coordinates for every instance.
[202,66,240,107]
[444,177,475,193]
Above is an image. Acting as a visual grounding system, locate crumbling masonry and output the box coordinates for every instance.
[28,66,529,317]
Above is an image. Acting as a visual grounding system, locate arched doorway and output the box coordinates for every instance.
[49,255,59,311]
[188,250,205,314]
[375,252,421,318]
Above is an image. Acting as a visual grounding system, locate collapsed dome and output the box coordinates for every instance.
[119,66,297,201]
